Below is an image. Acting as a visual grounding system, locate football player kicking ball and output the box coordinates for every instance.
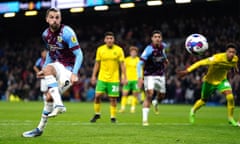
[178,43,238,126]
[22,8,83,137]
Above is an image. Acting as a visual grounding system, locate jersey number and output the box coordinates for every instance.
[112,85,119,92]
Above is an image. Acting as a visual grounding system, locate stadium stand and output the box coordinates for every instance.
[0,0,240,105]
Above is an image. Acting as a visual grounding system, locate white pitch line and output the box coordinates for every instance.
[0,120,193,126]
[0,120,230,126]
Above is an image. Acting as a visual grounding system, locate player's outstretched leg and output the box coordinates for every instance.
[189,99,205,124]
[226,94,237,126]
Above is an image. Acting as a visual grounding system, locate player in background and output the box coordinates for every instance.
[22,8,83,137]
[119,46,140,113]
[137,30,169,126]
[178,43,238,126]
[33,49,47,100]
[33,49,47,73]
[90,31,127,123]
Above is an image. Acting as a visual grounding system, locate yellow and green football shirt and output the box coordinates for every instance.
[187,53,238,85]
[124,56,139,81]
[96,44,125,82]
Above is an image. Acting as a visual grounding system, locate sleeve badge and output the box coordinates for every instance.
[71,36,77,43]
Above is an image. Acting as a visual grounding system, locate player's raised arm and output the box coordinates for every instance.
[177,56,212,79]
[187,57,211,72]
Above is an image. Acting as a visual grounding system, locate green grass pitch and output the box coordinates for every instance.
[0,101,239,144]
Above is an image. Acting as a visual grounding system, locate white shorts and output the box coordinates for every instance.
[144,76,166,93]
[41,62,72,94]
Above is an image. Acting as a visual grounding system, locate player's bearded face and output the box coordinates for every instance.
[46,11,61,31]
[152,34,162,47]
[226,48,236,61]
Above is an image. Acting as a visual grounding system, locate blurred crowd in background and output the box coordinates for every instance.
[1,3,240,105]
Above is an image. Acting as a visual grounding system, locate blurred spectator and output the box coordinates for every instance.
[0,71,7,100]
[84,83,95,102]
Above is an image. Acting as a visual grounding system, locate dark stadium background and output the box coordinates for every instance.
[0,0,240,106]
[0,0,239,38]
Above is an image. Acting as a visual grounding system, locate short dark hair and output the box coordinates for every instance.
[46,8,61,17]
[226,42,237,50]
[104,31,114,37]
[151,30,162,37]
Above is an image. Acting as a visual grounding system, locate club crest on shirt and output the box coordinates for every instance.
[71,36,77,43]
[57,36,62,42]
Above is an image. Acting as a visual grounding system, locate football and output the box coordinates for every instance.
[185,33,208,55]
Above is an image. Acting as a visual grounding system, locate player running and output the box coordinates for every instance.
[33,49,47,74]
[178,43,238,126]
[137,30,169,126]
[22,8,83,137]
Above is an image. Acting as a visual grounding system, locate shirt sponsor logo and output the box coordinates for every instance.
[48,44,62,51]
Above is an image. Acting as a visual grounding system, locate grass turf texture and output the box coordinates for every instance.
[0,101,239,144]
